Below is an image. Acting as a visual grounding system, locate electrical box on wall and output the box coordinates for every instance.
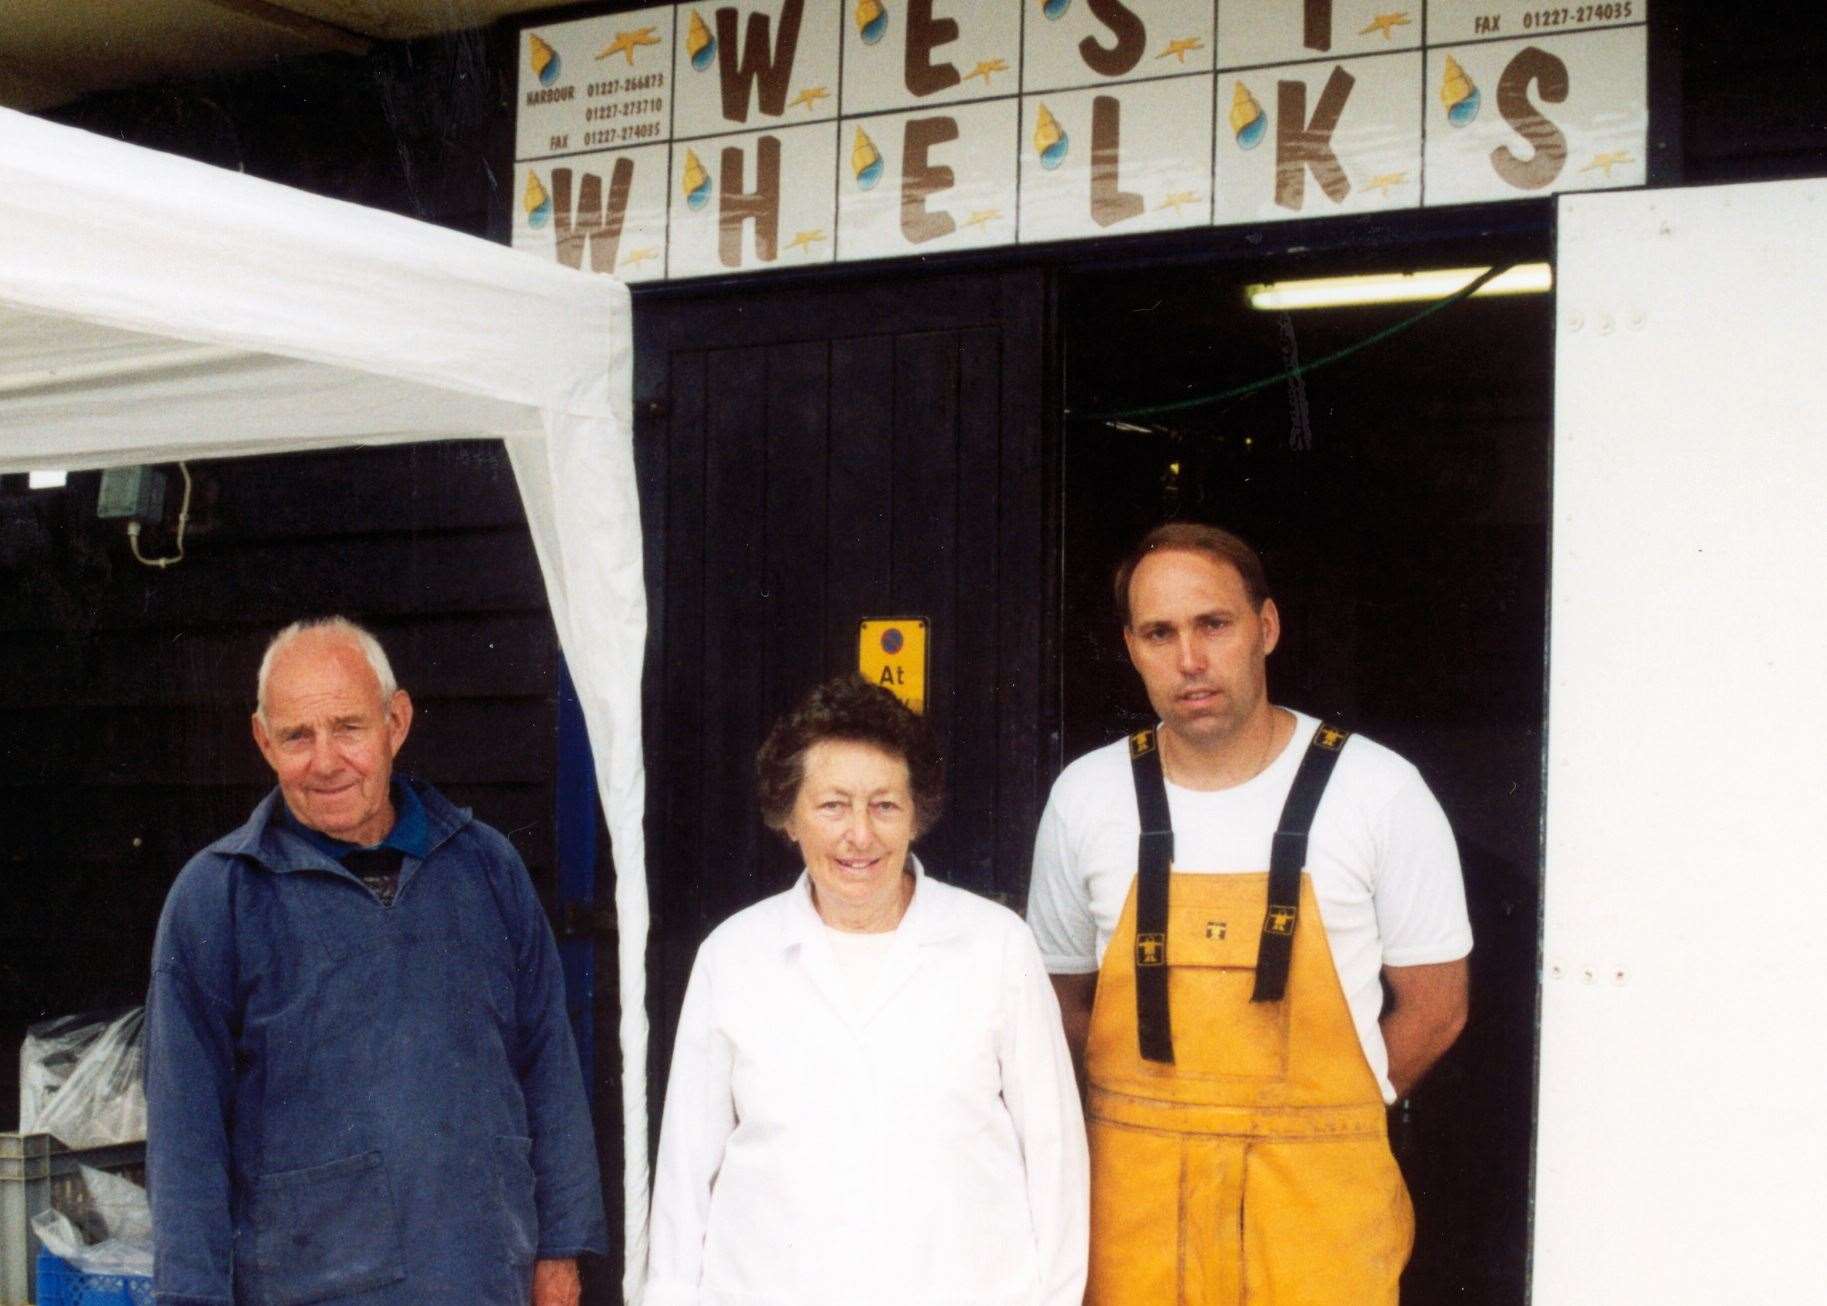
[96,466,165,523]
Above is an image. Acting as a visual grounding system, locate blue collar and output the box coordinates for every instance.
[277,779,431,862]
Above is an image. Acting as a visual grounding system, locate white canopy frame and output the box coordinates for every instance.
[0,108,652,1301]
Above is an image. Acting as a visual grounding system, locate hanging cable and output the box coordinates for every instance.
[127,461,192,569]
[1069,263,1516,425]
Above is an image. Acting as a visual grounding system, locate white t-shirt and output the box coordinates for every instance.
[822,923,897,1010]
[1026,711,1472,1102]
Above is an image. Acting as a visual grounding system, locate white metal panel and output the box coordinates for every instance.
[1538,179,1827,1302]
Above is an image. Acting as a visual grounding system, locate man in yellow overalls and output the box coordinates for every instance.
[1026,522,1472,1305]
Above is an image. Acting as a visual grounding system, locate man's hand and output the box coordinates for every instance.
[1380,958,1469,1099]
[532,1257,582,1306]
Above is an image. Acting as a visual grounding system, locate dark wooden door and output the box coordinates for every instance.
[632,265,1052,1094]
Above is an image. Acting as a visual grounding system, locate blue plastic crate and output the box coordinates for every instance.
[33,1250,153,1306]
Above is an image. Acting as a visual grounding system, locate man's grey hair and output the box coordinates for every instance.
[255,617,399,723]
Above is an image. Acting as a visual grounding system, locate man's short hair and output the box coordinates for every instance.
[1112,522,1271,626]
[256,616,398,722]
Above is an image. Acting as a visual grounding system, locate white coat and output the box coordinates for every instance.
[644,862,1089,1306]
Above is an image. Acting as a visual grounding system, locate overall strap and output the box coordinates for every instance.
[1127,728,1175,1063]
[1252,721,1351,1003]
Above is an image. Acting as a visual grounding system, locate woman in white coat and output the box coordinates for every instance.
[645,676,1088,1306]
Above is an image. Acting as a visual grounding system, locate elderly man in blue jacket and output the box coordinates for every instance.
[146,616,606,1306]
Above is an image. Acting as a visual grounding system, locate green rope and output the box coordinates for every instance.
[1069,264,1516,424]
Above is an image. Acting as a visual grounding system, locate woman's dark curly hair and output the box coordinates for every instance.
[756,675,945,837]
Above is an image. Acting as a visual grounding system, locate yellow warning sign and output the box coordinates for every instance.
[858,617,928,714]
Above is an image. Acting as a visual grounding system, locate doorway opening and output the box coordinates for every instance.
[1059,233,1552,1305]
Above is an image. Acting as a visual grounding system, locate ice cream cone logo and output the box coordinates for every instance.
[523,172,552,228]
[529,34,561,86]
[852,128,884,190]
[1034,104,1069,170]
[855,0,890,45]
[682,149,712,210]
[1442,56,1481,127]
[687,10,717,71]
[1230,82,1267,150]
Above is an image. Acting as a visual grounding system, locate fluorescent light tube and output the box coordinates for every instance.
[1246,263,1553,310]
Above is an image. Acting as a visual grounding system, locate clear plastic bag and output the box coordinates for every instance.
[20,1011,111,1133]
[20,1007,147,1149]
[31,1165,154,1277]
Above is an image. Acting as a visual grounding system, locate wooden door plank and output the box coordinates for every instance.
[889,331,961,877]
[762,339,832,732]
[994,272,1050,900]
[699,346,771,928]
[948,328,1002,894]
[825,334,895,673]
[655,350,707,939]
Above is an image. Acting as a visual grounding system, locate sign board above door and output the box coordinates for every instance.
[512,1,1648,282]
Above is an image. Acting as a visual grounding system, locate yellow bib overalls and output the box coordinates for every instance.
[1084,725,1413,1306]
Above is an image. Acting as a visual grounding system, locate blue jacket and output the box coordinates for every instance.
[146,780,608,1306]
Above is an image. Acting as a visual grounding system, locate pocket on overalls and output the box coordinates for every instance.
[1164,903,1290,1080]
[244,1150,406,1305]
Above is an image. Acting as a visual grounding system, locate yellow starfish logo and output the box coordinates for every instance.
[619,247,660,270]
[960,208,1003,231]
[1580,150,1635,176]
[597,26,660,66]
[963,58,1009,87]
[1156,36,1205,64]
[1364,171,1408,196]
[785,228,827,254]
[787,85,831,112]
[1358,12,1412,40]
[1157,190,1200,215]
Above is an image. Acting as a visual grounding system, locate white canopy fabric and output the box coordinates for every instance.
[0,107,651,1300]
